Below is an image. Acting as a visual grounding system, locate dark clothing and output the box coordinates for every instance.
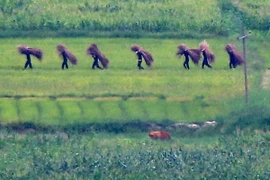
[229,52,236,69]
[137,60,144,70]
[92,55,103,70]
[202,50,212,69]
[61,52,68,69]
[183,51,190,70]
[24,53,33,69]
[136,51,144,70]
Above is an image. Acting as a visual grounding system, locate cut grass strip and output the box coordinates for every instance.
[78,100,104,123]
[17,99,39,123]
[38,100,61,125]
[56,100,82,125]
[119,100,146,121]
[98,101,123,123]
[0,99,18,123]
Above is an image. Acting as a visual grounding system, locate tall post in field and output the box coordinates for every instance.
[237,27,251,104]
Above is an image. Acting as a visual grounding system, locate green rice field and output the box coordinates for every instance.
[0,0,270,179]
[0,37,266,125]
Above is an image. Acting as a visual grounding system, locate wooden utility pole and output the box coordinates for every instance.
[237,27,251,104]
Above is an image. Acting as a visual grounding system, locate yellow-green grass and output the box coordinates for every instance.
[0,99,224,125]
[0,38,258,98]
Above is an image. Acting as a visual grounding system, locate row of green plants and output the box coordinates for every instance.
[0,98,221,125]
[0,0,269,37]
[1,89,269,133]
[0,130,269,179]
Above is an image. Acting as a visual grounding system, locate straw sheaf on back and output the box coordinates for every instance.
[225,44,236,53]
[99,53,109,69]
[225,44,244,65]
[188,49,201,64]
[140,49,154,66]
[131,44,154,67]
[87,43,109,69]
[176,44,201,64]
[57,44,77,65]
[199,40,215,63]
[176,44,188,56]
[18,45,43,60]
[131,44,142,52]
[56,44,66,53]
[87,43,100,56]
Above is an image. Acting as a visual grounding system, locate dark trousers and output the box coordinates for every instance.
[62,61,68,69]
[183,60,189,69]
[183,54,190,70]
[202,59,212,69]
[92,59,103,69]
[24,59,33,69]
[229,53,236,69]
[229,62,236,69]
[137,60,144,69]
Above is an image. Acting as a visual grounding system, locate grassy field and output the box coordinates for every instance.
[0,37,267,126]
[0,130,269,179]
[0,1,269,178]
[0,0,269,37]
[0,37,269,179]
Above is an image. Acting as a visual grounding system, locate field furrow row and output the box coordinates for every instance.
[0,99,220,125]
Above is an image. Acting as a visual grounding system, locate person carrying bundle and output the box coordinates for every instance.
[225,44,244,69]
[17,45,43,69]
[56,44,78,70]
[199,40,215,69]
[87,43,109,70]
[131,45,154,70]
[176,44,201,70]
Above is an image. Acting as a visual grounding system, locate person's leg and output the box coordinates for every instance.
[183,62,187,69]
[202,61,205,69]
[205,61,212,68]
[29,60,33,69]
[62,61,65,69]
[229,61,234,69]
[96,64,103,69]
[95,60,103,69]
[186,62,190,69]
[138,60,144,69]
[65,63,68,69]
[24,61,29,69]
[183,54,190,69]
[24,59,31,69]
[184,60,190,69]
[92,59,102,69]
[92,60,96,69]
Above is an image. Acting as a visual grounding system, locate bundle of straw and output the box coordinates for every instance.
[87,43,109,69]
[199,40,215,63]
[225,44,236,53]
[18,45,43,61]
[131,44,154,66]
[56,44,78,65]
[176,44,201,64]
[225,44,244,66]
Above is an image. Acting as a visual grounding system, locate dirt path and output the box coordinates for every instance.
[261,69,270,90]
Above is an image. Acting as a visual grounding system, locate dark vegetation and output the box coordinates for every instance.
[0,0,269,38]
[0,130,269,179]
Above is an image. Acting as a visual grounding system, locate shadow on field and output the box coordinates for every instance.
[1,104,270,137]
[0,120,221,137]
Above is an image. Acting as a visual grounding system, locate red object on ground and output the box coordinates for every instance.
[148,131,171,140]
